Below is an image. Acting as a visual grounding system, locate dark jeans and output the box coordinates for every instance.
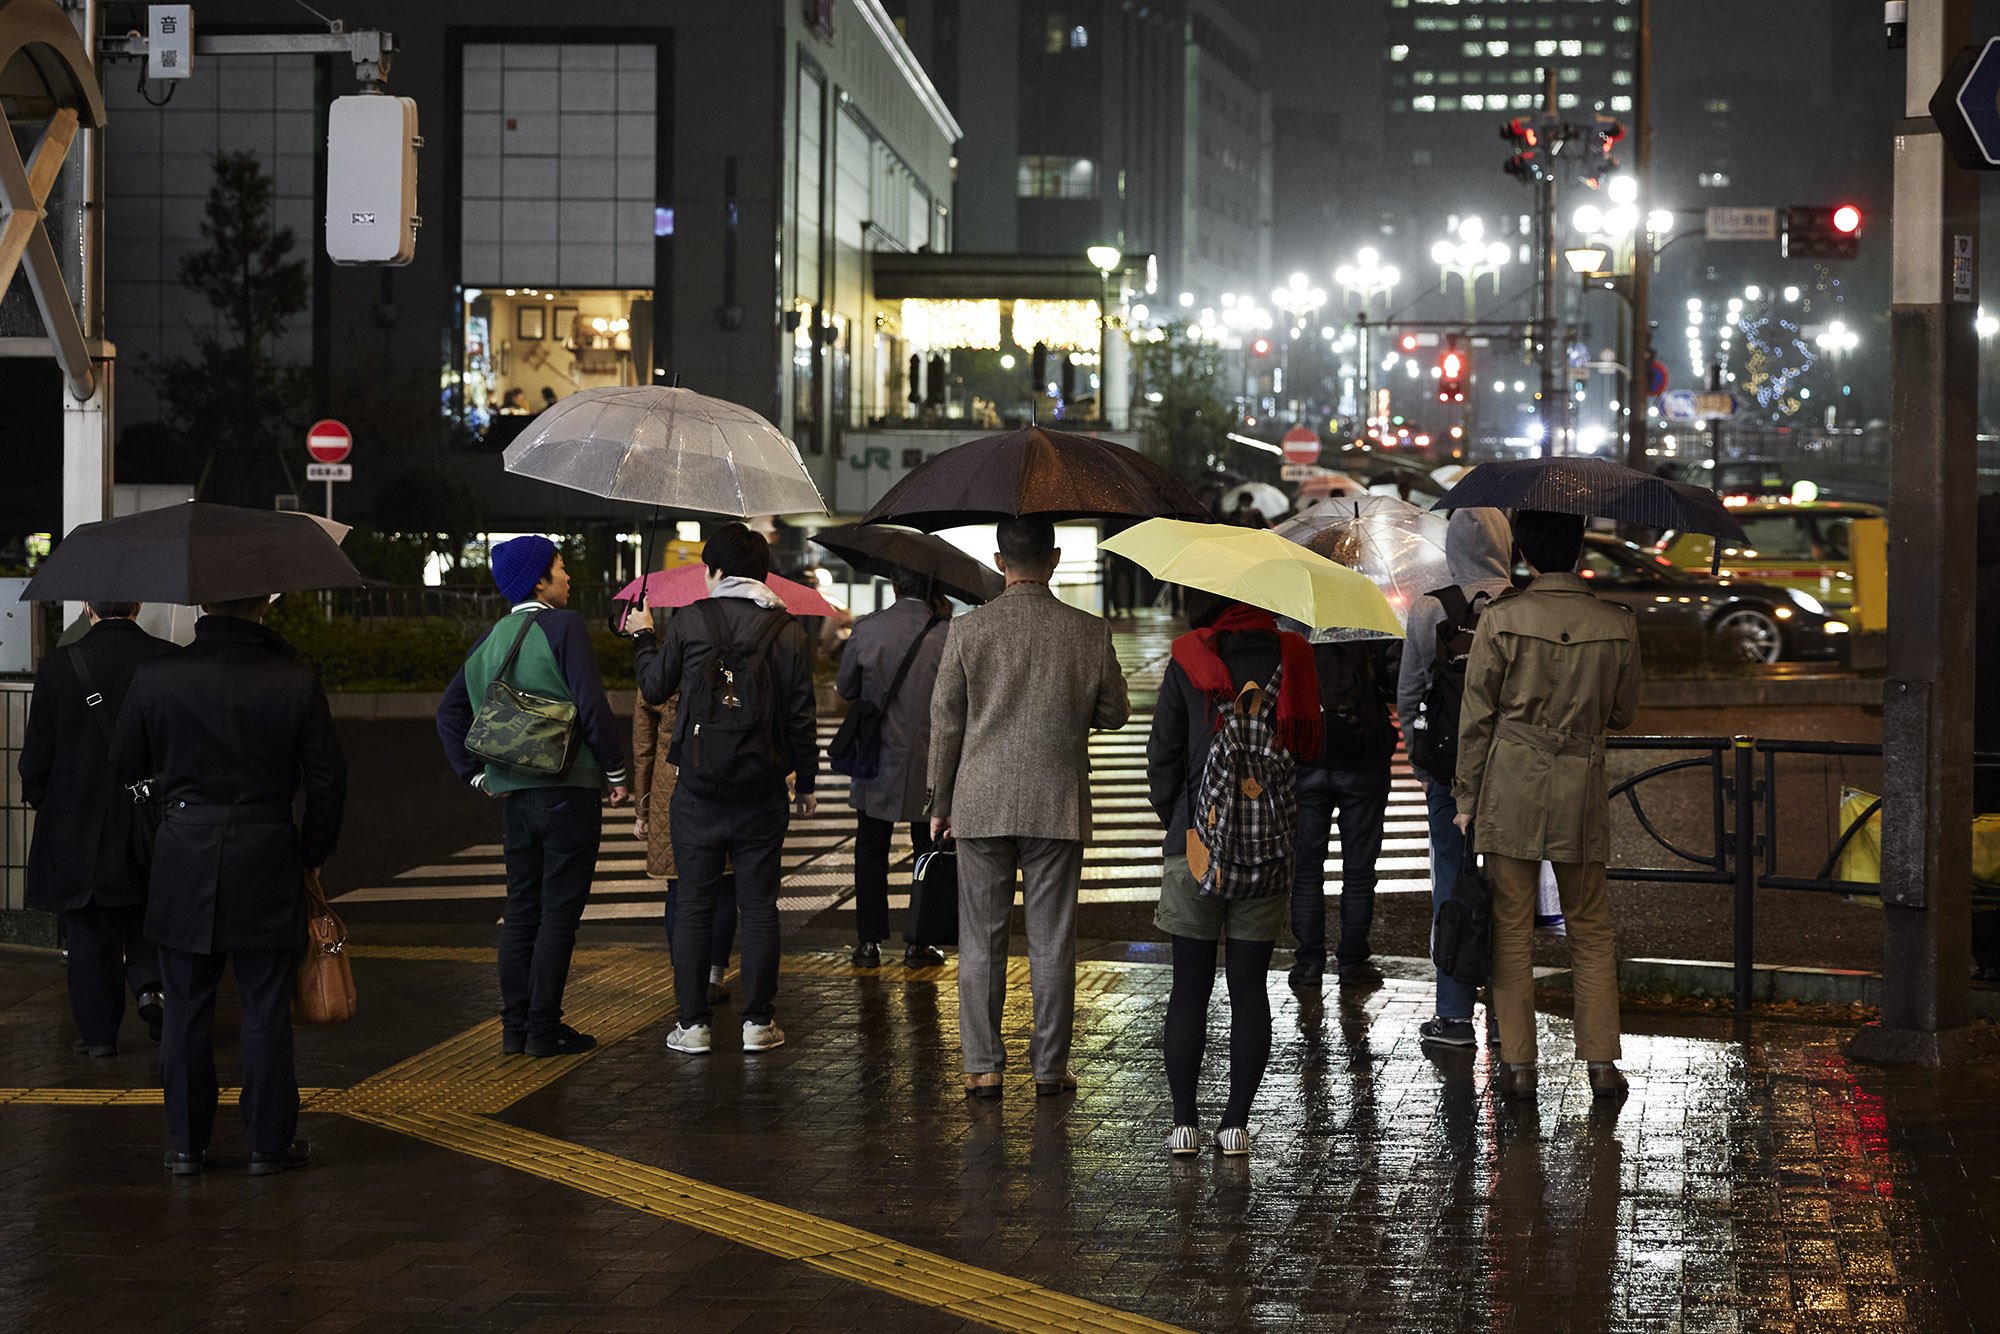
[664,875,738,966]
[1290,765,1392,967]
[499,786,604,1043]
[1426,781,1478,1021]
[671,786,789,1027]
[158,946,297,1156]
[61,903,158,1047]
[854,814,935,944]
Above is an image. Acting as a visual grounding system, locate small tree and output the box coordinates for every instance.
[149,152,311,505]
[1134,324,1232,482]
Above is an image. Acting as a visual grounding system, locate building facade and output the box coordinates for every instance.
[95,0,957,527]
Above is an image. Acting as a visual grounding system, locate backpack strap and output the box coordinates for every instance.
[490,610,540,687]
[1433,585,1472,628]
[745,606,791,659]
[880,615,943,711]
[67,643,115,751]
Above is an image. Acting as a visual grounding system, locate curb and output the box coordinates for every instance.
[1542,955,2000,1019]
[1640,677,1878,708]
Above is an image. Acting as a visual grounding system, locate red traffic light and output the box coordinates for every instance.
[1440,350,1464,379]
[1399,333,1419,352]
[1833,204,1862,234]
[1251,337,1272,357]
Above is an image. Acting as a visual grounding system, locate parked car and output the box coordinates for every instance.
[1653,500,1883,625]
[1517,535,1849,664]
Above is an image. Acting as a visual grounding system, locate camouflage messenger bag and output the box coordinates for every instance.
[464,611,579,779]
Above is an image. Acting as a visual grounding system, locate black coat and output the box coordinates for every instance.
[112,616,347,954]
[19,618,176,913]
[1146,630,1282,860]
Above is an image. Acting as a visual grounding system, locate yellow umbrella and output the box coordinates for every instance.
[1102,519,1404,636]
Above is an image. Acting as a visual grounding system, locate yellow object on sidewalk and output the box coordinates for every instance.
[1834,787,2000,885]
[1101,518,1404,635]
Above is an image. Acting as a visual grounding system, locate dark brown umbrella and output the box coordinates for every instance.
[858,426,1208,531]
[811,523,1005,604]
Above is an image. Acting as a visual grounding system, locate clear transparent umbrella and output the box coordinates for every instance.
[1273,495,1450,641]
[502,386,827,517]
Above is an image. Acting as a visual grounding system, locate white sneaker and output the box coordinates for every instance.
[741,1020,786,1052]
[1216,1126,1251,1157]
[1167,1125,1199,1157]
[665,1023,711,1054]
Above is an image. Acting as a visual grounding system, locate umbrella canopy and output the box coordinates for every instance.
[613,565,842,619]
[1220,481,1291,523]
[1101,519,1403,636]
[20,502,365,605]
[1294,470,1366,501]
[1274,496,1450,637]
[810,523,1004,605]
[1428,463,1474,489]
[1434,456,1746,539]
[503,386,827,517]
[858,425,1207,531]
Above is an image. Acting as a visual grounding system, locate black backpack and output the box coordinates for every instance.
[1316,642,1391,762]
[1407,586,1490,784]
[678,600,793,799]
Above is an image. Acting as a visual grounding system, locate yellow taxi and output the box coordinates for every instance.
[1653,500,1884,625]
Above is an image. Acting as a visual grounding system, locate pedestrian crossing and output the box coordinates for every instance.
[333,615,1440,924]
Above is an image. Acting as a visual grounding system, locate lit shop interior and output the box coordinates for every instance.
[457,286,655,446]
[856,297,1107,428]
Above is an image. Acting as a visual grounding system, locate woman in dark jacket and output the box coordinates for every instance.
[1146,591,1319,1158]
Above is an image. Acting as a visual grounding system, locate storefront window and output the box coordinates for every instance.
[457,285,654,446]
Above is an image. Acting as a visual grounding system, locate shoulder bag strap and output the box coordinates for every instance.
[67,643,116,751]
[490,610,540,687]
[879,614,942,710]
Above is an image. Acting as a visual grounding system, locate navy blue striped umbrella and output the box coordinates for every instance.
[1433,458,1746,540]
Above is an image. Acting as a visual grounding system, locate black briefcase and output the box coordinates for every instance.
[905,849,959,948]
[1431,848,1493,989]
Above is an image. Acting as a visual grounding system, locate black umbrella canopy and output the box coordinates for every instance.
[19,503,366,605]
[811,523,1005,605]
[1433,457,1747,540]
[858,426,1208,531]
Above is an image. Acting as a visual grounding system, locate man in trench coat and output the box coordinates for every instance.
[836,566,949,968]
[20,602,174,1055]
[1452,509,1641,1100]
[114,595,346,1175]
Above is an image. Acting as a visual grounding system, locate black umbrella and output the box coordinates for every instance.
[811,523,1005,605]
[859,425,1208,531]
[19,502,366,604]
[1433,457,1747,540]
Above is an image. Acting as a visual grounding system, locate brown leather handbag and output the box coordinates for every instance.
[295,868,357,1025]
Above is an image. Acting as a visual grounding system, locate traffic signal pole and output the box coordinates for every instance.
[1623,0,1652,470]
[1849,0,1985,1065]
[1537,68,1560,456]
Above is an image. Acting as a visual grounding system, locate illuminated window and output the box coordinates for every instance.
[1610,95,1632,111]
[1699,172,1731,188]
[1704,99,1731,113]
[1412,94,1437,111]
[1462,41,1483,57]
[1390,43,1410,60]
[1559,39,1582,55]
[1535,39,1556,55]
[1486,40,1509,56]
[1613,69,1632,85]
[1512,93,1535,108]
[1413,69,1436,84]
[1016,155,1098,199]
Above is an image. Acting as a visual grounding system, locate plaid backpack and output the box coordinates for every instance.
[1186,664,1298,900]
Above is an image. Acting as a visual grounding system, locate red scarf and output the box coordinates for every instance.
[1170,604,1323,761]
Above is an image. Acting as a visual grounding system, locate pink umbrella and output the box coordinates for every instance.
[613,564,843,618]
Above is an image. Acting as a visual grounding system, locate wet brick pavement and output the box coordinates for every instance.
[3,935,2000,1332]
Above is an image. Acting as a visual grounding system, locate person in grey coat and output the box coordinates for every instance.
[929,517,1130,1100]
[836,567,950,969]
[1396,507,1513,1050]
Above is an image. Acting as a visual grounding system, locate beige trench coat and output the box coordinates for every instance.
[631,691,676,879]
[1452,573,1642,863]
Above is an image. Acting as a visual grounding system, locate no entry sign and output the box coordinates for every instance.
[1281,424,1321,466]
[307,419,353,464]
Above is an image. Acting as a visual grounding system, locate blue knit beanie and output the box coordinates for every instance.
[491,535,558,603]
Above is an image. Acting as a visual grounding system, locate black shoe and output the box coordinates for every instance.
[501,1031,525,1056]
[1287,957,1324,987]
[852,941,881,968]
[72,1039,117,1058]
[248,1140,312,1176]
[524,1025,598,1058]
[1337,962,1384,987]
[163,1149,204,1177]
[1588,1064,1630,1099]
[904,944,946,968]
[1493,1065,1539,1100]
[706,981,731,1006]
[1419,1017,1476,1049]
[138,989,164,1042]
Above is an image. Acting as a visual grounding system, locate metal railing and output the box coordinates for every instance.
[1605,734,1995,1013]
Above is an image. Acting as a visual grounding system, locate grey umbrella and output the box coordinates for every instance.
[503,386,827,517]
[811,523,1005,605]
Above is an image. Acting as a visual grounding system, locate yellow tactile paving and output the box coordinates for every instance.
[2,945,1189,1334]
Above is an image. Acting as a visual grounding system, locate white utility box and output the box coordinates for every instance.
[326,94,421,266]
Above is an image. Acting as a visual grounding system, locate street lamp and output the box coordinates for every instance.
[1333,246,1401,316]
[1430,216,1509,321]
[1270,273,1327,425]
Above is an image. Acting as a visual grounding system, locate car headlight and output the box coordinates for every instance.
[1784,587,1826,616]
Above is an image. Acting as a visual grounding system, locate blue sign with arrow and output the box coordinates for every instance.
[1931,38,2000,169]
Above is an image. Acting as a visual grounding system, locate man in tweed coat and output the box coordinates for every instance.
[928,517,1130,1098]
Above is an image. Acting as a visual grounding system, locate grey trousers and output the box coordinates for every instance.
[956,835,1085,1081]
